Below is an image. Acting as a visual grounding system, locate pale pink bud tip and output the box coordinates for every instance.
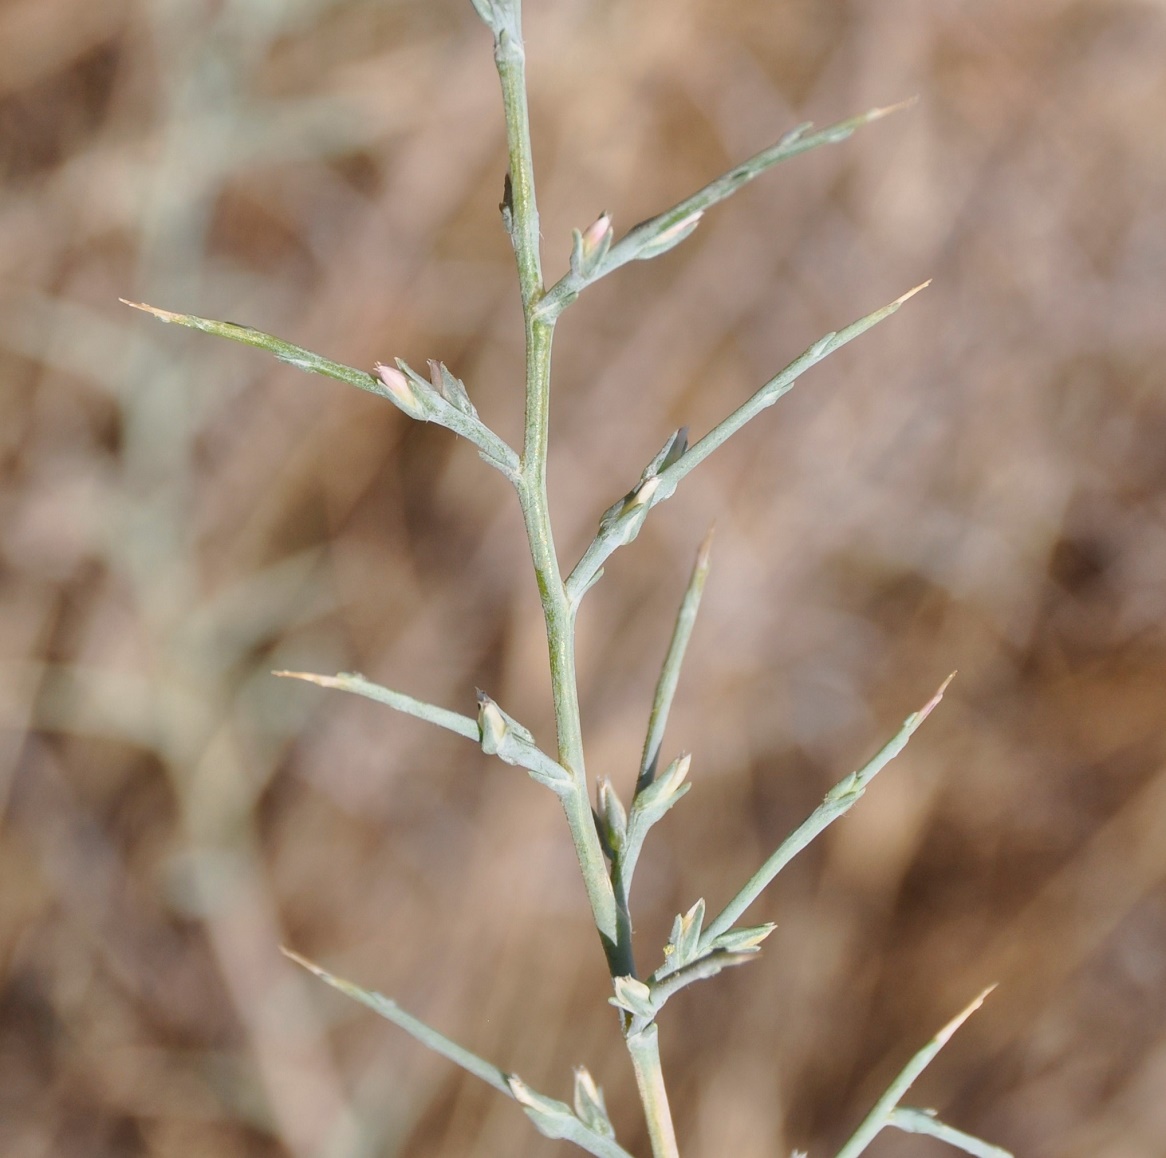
[581,212,612,252]
[374,361,416,406]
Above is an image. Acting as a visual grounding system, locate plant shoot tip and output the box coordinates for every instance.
[915,673,955,723]
[272,669,332,688]
[868,95,920,121]
[280,945,317,973]
[894,280,932,307]
[120,298,177,321]
[936,986,996,1045]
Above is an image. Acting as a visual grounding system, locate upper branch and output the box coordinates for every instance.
[536,100,916,321]
[565,282,929,604]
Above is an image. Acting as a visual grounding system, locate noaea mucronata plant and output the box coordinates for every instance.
[125,2,1011,1155]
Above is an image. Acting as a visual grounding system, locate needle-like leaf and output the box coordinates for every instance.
[277,671,570,791]
[700,674,953,950]
[536,100,916,319]
[274,670,480,739]
[637,527,714,795]
[887,1108,1013,1158]
[834,988,1000,1158]
[283,947,511,1093]
[283,949,636,1158]
[121,301,520,480]
[566,283,929,598]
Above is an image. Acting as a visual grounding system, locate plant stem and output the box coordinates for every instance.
[491,6,676,1150]
[492,1,628,981]
[834,988,994,1158]
[627,1026,681,1158]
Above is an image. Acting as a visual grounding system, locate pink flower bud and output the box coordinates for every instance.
[580,212,612,257]
[374,362,412,400]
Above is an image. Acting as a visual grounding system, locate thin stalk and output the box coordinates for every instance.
[637,527,714,795]
[490,5,674,1151]
[887,1109,1013,1158]
[627,1026,681,1158]
[834,988,996,1158]
[700,675,953,950]
[492,1,627,980]
[285,949,640,1158]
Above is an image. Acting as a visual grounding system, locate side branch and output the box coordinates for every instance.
[121,300,520,480]
[700,674,954,950]
[834,988,1005,1158]
[566,282,929,602]
[283,949,638,1158]
[537,100,916,319]
[276,671,571,791]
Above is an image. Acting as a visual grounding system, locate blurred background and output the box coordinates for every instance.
[2,0,1165,1155]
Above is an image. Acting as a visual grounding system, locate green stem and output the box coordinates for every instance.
[492,8,673,1151]
[627,1025,681,1158]
[493,0,628,980]
[494,13,541,316]
[834,989,995,1158]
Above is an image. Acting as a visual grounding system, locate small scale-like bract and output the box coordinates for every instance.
[127,3,1010,1156]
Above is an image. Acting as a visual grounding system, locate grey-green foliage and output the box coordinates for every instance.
[127,2,1011,1156]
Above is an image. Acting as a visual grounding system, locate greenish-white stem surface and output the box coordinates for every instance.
[274,670,480,738]
[700,673,953,950]
[536,99,916,319]
[488,3,678,1154]
[489,0,625,981]
[887,1108,1014,1158]
[834,988,999,1158]
[282,949,637,1158]
[637,528,713,794]
[566,283,928,600]
[626,1025,680,1158]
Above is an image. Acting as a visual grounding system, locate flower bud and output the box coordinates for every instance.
[476,691,509,755]
[570,211,614,279]
[580,212,612,257]
[374,361,427,420]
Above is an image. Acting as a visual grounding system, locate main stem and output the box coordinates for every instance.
[491,8,678,1156]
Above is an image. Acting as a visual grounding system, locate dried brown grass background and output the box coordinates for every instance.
[2,0,1166,1155]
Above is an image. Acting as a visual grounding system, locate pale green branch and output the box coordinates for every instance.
[536,100,916,320]
[834,988,998,1158]
[274,670,480,739]
[637,527,714,794]
[121,300,520,480]
[619,755,692,903]
[277,671,574,792]
[566,283,928,599]
[700,673,953,950]
[888,1108,1013,1158]
[283,949,636,1158]
[283,946,510,1092]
